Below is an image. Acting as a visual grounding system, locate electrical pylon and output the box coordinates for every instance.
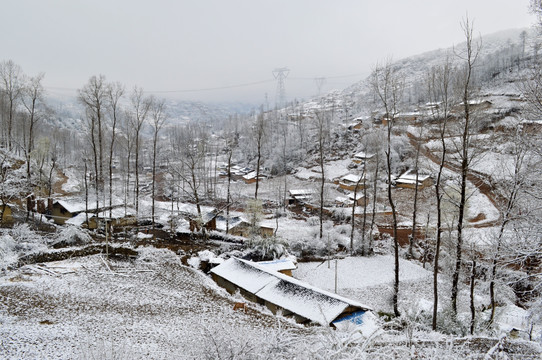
[272,67,289,109]
[314,77,326,96]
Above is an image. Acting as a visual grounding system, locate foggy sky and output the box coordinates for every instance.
[1,0,535,104]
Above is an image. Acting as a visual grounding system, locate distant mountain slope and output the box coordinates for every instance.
[339,27,536,117]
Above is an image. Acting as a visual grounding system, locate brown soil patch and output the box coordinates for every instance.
[468,213,486,223]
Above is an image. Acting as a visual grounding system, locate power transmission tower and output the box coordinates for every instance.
[272,67,289,109]
[315,77,326,96]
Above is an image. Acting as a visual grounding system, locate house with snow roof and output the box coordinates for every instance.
[338,173,366,192]
[50,200,95,225]
[210,257,372,327]
[395,170,433,190]
[352,151,376,164]
[287,189,315,206]
[242,170,267,184]
[188,210,218,232]
[215,216,274,238]
[78,207,137,230]
[335,192,366,207]
[257,258,297,276]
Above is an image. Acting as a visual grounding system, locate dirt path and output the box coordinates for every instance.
[407,132,503,228]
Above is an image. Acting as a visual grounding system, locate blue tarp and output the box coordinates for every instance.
[332,310,366,326]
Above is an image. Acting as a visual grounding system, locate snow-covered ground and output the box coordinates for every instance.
[294,159,352,181]
[61,167,81,194]
[294,255,432,313]
[0,249,303,359]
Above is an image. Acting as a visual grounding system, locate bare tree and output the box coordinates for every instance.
[254,109,266,200]
[488,126,531,324]
[450,18,481,316]
[78,75,108,212]
[119,109,136,217]
[426,56,455,331]
[314,108,329,240]
[106,81,124,217]
[172,125,207,219]
[371,59,404,317]
[150,97,166,228]
[130,87,151,218]
[408,137,422,259]
[368,132,384,256]
[21,73,46,182]
[0,60,24,150]
[350,168,365,255]
[224,133,237,234]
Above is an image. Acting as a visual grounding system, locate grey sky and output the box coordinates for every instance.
[2,0,535,104]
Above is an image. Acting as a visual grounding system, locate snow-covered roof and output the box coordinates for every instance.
[396,170,431,184]
[211,257,371,326]
[348,192,363,201]
[215,216,246,232]
[243,171,257,180]
[93,207,136,219]
[257,259,297,272]
[340,174,363,183]
[243,171,266,180]
[54,200,89,214]
[353,151,375,160]
[288,189,314,197]
[168,202,216,218]
[336,192,364,205]
[65,212,88,226]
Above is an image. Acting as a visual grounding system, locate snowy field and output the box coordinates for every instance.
[294,256,432,314]
[1,248,540,359]
[0,248,303,359]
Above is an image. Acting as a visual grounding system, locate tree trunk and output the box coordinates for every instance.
[470,256,476,335]
[386,119,400,318]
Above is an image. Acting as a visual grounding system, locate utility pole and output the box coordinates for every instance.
[272,67,289,109]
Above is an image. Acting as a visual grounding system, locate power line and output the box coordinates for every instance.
[44,79,276,94]
[42,72,366,95]
[289,73,366,80]
[146,79,275,93]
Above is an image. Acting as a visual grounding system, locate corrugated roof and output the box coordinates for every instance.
[211,257,371,325]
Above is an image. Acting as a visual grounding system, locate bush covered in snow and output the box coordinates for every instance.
[245,236,288,261]
[0,234,17,270]
[135,246,180,266]
[0,224,48,270]
[51,225,93,247]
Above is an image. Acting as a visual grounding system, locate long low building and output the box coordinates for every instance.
[210,257,371,327]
